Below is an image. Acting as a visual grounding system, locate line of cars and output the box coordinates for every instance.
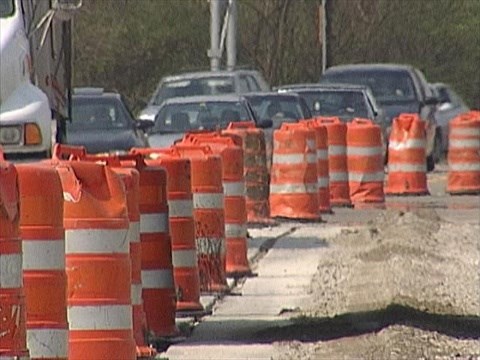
[66,64,469,170]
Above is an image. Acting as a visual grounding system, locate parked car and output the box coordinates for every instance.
[147,94,271,148]
[138,69,270,122]
[67,88,151,154]
[320,64,440,170]
[430,82,470,156]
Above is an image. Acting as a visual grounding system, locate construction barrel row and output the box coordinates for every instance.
[1,112,479,359]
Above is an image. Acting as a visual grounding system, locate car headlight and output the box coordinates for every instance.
[0,126,23,145]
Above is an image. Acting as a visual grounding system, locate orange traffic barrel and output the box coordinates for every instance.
[270,123,320,220]
[182,133,252,277]
[173,144,228,293]
[52,160,136,360]
[0,153,30,360]
[346,119,385,207]
[131,148,204,317]
[17,164,68,360]
[223,121,272,224]
[300,120,332,213]
[386,114,429,195]
[315,117,351,206]
[447,112,480,194]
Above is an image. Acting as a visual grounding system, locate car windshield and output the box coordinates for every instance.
[151,77,235,105]
[299,90,371,120]
[322,70,416,103]
[0,0,14,17]
[69,97,131,131]
[246,95,305,129]
[152,101,251,133]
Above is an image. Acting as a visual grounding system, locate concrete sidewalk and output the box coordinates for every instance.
[161,224,343,360]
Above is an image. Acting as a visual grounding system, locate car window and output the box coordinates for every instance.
[152,101,251,133]
[239,75,251,93]
[299,90,371,120]
[246,96,304,129]
[69,98,130,131]
[0,0,14,17]
[322,70,416,104]
[152,77,235,105]
[246,76,261,92]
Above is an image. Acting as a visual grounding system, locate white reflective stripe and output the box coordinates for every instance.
[317,177,329,188]
[172,249,197,267]
[223,181,245,196]
[449,139,480,148]
[449,162,480,172]
[196,237,225,256]
[131,283,143,306]
[141,269,174,289]
[389,139,426,150]
[0,254,22,288]
[168,199,193,217]
[347,146,383,156]
[273,153,316,164]
[330,172,348,182]
[316,149,328,160]
[140,213,168,234]
[451,127,480,137]
[127,222,140,243]
[0,356,29,360]
[65,229,129,254]
[68,305,132,330]
[328,145,346,156]
[348,171,385,183]
[23,240,65,270]
[388,163,426,172]
[193,193,224,209]
[27,328,68,358]
[270,183,318,194]
[307,139,316,151]
[225,223,247,238]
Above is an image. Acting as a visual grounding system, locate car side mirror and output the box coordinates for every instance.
[423,96,439,106]
[135,119,154,131]
[257,119,273,129]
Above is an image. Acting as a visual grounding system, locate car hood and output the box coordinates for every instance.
[378,101,420,124]
[138,106,161,122]
[66,129,145,154]
[148,132,185,149]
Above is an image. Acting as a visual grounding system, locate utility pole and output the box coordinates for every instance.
[321,0,327,74]
[226,0,237,71]
[208,0,222,71]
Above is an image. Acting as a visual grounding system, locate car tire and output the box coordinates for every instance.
[426,155,435,172]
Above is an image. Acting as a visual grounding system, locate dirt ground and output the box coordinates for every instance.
[266,209,480,359]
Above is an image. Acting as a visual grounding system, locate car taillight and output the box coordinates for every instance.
[25,123,42,145]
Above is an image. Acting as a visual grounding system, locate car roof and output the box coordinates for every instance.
[323,63,415,74]
[161,94,247,105]
[244,91,303,98]
[161,70,260,82]
[278,83,370,91]
[73,87,121,99]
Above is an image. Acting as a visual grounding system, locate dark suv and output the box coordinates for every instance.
[321,64,440,170]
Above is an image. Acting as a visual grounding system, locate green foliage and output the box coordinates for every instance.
[74,0,479,112]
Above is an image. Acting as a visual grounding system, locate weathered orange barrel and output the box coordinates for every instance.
[315,117,351,206]
[17,164,68,360]
[53,160,136,360]
[0,151,30,360]
[223,121,271,224]
[182,133,251,277]
[300,120,331,213]
[346,119,385,207]
[270,122,320,220]
[173,144,228,293]
[131,147,204,316]
[447,112,480,194]
[386,114,428,195]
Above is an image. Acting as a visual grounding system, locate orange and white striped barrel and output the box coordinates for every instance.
[315,117,351,206]
[301,120,331,213]
[346,119,385,206]
[223,121,271,224]
[136,164,178,338]
[131,148,204,316]
[182,133,251,277]
[270,122,320,220]
[447,112,480,194]
[173,144,228,293]
[0,154,30,360]
[17,164,68,360]
[53,161,136,360]
[386,114,428,195]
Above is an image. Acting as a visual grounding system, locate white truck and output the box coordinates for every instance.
[0,0,81,159]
